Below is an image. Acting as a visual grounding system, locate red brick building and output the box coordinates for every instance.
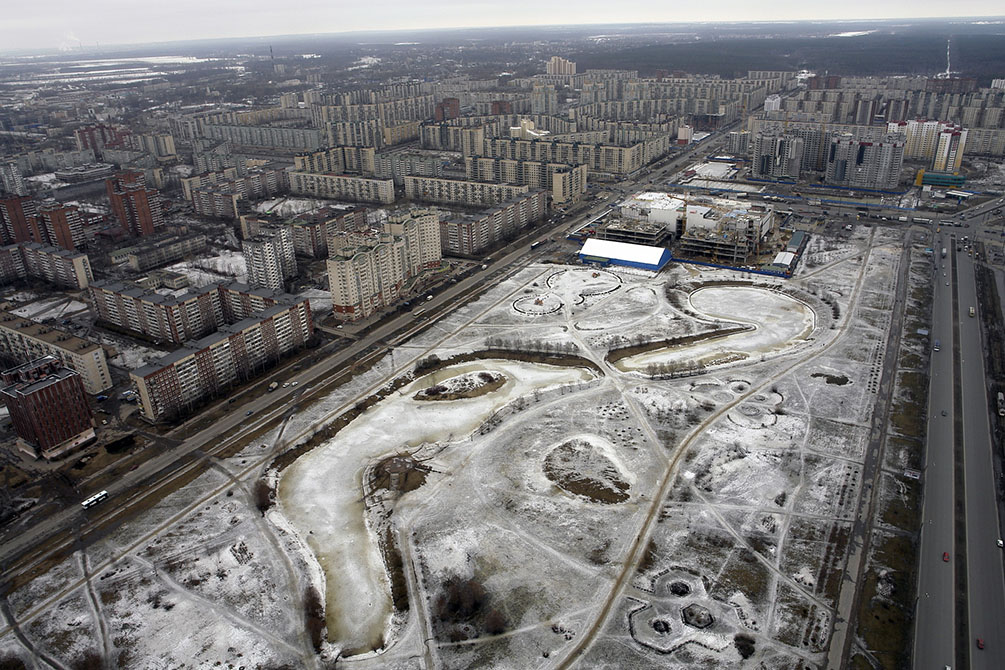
[1,356,95,460]
[0,195,38,244]
[106,171,164,236]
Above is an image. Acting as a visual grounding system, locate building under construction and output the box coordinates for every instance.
[596,216,673,247]
[676,197,776,265]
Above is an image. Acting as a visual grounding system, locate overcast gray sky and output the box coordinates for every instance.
[2,1,1003,52]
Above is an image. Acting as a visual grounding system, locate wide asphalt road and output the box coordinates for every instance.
[914,238,957,668]
[957,250,1005,668]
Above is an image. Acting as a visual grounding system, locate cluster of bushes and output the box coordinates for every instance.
[304,586,325,652]
[434,576,507,642]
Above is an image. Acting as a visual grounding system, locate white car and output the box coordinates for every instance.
[291,381,298,386]
[997,539,1004,548]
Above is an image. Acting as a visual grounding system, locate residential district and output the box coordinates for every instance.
[0,25,1004,670]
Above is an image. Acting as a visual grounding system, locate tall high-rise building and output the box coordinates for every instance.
[546,56,576,76]
[763,95,783,112]
[0,195,38,244]
[751,132,805,180]
[727,131,751,155]
[328,209,441,320]
[931,127,967,173]
[106,171,164,236]
[530,84,558,115]
[1,356,94,461]
[242,225,298,291]
[0,162,27,196]
[888,119,968,168]
[825,133,905,190]
[33,202,86,250]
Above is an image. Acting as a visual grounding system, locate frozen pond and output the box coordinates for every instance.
[616,286,815,372]
[278,359,594,655]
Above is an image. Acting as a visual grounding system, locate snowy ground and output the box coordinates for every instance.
[9,297,89,321]
[166,249,248,287]
[0,226,906,669]
[255,197,337,218]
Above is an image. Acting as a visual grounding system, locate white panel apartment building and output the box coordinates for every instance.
[328,209,442,321]
[404,176,529,207]
[0,243,93,289]
[130,301,314,422]
[243,225,297,291]
[288,171,395,204]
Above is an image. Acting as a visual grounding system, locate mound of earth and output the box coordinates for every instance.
[543,438,630,503]
[414,371,506,401]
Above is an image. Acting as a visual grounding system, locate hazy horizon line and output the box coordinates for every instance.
[2,14,1004,59]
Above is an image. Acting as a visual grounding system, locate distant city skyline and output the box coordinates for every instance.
[1,2,1004,53]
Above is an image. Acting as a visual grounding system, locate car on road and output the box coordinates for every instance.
[291,381,298,386]
[245,410,253,416]
[941,410,947,416]
[946,281,949,286]
[943,551,950,562]
[997,539,1004,548]
[977,638,985,650]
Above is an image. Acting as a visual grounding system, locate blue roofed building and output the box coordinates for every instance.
[578,238,672,272]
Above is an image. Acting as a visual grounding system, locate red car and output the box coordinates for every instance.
[943,552,950,562]
[977,638,985,650]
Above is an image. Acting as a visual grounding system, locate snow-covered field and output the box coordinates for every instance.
[0,225,909,669]
[9,297,89,320]
[255,197,336,218]
[166,249,247,287]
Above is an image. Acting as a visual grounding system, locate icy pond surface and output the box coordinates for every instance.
[616,286,815,372]
[278,359,594,654]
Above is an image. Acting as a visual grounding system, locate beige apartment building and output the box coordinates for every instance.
[465,157,587,204]
[404,176,530,207]
[289,172,395,204]
[328,209,442,321]
[0,308,112,393]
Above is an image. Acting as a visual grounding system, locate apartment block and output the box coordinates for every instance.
[546,56,577,76]
[34,202,86,250]
[180,167,240,201]
[294,146,377,175]
[328,209,442,320]
[438,190,548,256]
[404,176,529,207]
[751,132,805,180]
[464,157,587,204]
[202,124,323,152]
[88,280,302,345]
[288,172,395,204]
[106,171,164,237]
[0,308,112,393]
[0,243,93,289]
[0,163,26,196]
[375,149,445,185]
[243,225,297,291]
[124,234,209,271]
[1,356,94,460]
[0,195,38,244]
[476,135,672,178]
[931,127,967,172]
[192,186,242,219]
[824,133,905,190]
[131,301,314,422]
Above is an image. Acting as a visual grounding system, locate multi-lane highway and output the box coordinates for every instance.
[914,239,957,668]
[957,249,1005,669]
[915,228,1005,669]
